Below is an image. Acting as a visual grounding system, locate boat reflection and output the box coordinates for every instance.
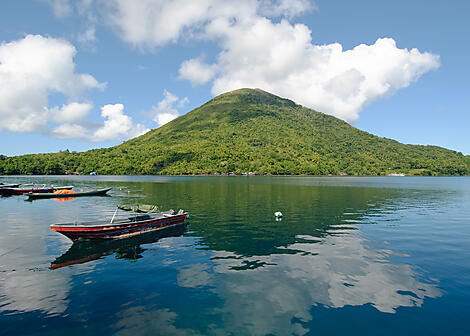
[51,224,188,269]
[53,197,76,202]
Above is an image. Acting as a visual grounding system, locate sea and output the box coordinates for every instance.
[0,175,469,335]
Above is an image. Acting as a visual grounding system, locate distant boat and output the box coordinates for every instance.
[388,173,406,177]
[27,187,112,200]
[0,185,73,196]
[50,206,189,241]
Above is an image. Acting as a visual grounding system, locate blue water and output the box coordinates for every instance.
[0,176,469,335]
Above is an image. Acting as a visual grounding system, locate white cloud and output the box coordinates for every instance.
[50,103,149,142]
[0,34,105,132]
[51,123,88,139]
[155,113,178,127]
[201,23,441,122]
[104,0,311,49]
[102,0,439,122]
[46,0,73,18]
[0,35,145,143]
[50,102,94,123]
[205,18,439,122]
[78,26,97,44]
[177,97,189,108]
[259,0,315,18]
[151,90,188,127]
[178,57,217,85]
[90,104,149,142]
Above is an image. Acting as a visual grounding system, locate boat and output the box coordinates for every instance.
[27,187,112,200]
[50,205,189,241]
[50,224,188,269]
[0,185,74,196]
[0,183,21,188]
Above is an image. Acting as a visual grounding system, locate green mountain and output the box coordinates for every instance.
[1,88,469,176]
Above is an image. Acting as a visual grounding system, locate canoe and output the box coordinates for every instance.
[0,185,74,196]
[27,187,112,200]
[50,209,189,241]
[50,224,188,269]
[0,183,21,188]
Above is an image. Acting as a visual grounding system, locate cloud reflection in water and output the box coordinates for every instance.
[176,225,442,335]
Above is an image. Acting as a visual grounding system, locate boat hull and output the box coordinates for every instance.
[1,185,73,196]
[0,184,21,188]
[1,187,54,196]
[28,187,111,199]
[51,213,188,241]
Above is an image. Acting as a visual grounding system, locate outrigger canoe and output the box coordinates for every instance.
[27,187,112,200]
[0,185,74,196]
[50,207,189,241]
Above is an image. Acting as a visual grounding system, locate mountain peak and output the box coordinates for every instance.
[209,88,297,109]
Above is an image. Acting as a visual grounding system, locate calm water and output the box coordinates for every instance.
[0,176,469,335]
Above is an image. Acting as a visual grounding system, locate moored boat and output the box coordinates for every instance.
[0,185,73,196]
[50,207,189,241]
[0,183,21,188]
[50,224,188,269]
[27,187,111,200]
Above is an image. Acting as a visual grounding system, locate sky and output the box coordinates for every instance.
[0,0,469,156]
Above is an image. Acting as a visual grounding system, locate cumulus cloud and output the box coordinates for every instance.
[90,104,149,142]
[0,34,147,142]
[50,104,149,142]
[104,0,310,49]
[0,34,104,132]
[151,90,188,127]
[207,32,440,122]
[197,19,440,122]
[102,0,439,122]
[51,123,89,139]
[50,102,94,123]
[178,57,217,85]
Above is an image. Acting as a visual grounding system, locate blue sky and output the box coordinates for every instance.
[0,0,468,156]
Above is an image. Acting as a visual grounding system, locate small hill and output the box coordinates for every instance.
[1,88,469,176]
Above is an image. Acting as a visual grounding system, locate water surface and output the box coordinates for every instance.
[0,176,469,335]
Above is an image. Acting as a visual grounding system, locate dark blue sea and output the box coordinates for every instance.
[0,176,469,335]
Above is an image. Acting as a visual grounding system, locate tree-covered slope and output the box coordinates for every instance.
[1,88,469,176]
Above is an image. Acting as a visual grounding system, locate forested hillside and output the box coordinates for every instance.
[1,88,469,176]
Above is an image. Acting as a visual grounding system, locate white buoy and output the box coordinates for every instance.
[274,211,283,217]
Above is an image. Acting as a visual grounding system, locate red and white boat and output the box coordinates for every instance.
[50,224,188,269]
[51,207,189,241]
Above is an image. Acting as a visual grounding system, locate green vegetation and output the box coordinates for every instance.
[1,88,469,176]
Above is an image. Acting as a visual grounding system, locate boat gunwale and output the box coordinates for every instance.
[28,187,111,198]
[51,212,188,231]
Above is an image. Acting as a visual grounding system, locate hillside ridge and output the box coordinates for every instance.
[1,88,469,176]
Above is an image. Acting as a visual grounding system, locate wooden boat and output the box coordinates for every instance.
[50,224,188,269]
[27,187,111,200]
[0,183,21,188]
[0,185,73,196]
[50,208,189,241]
